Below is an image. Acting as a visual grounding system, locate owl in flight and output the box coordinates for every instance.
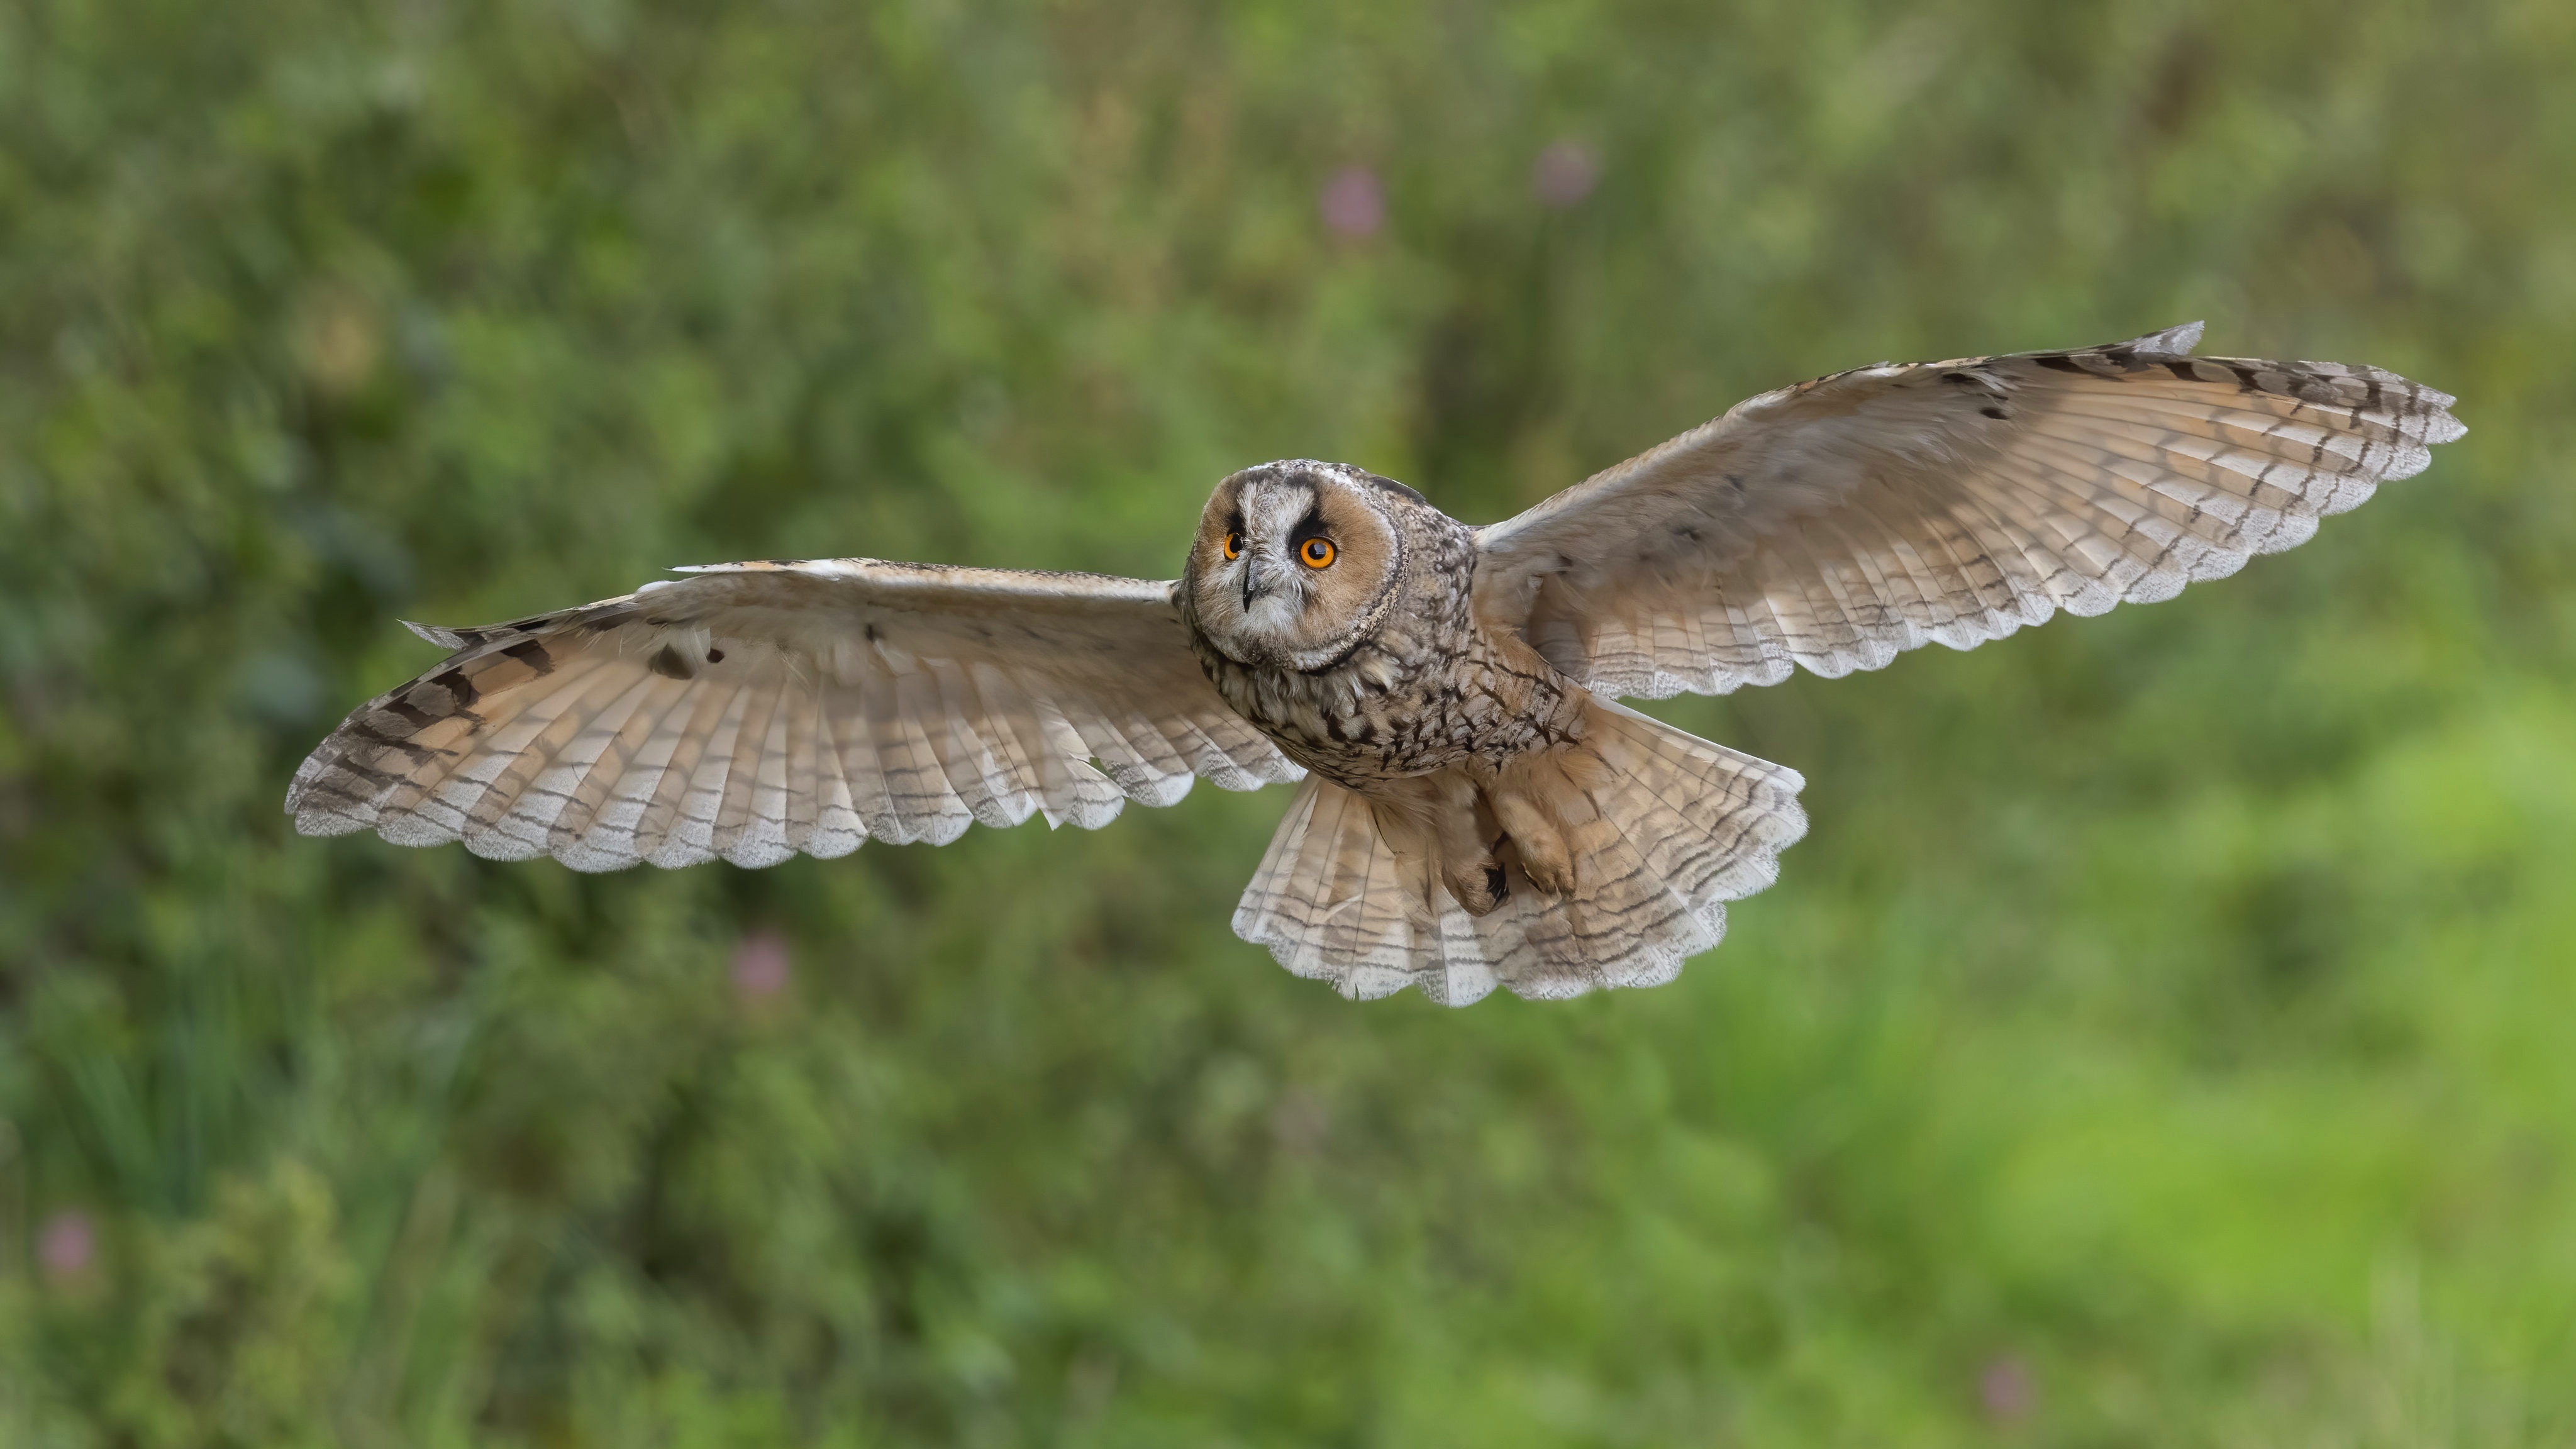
[291,324,2462,1005]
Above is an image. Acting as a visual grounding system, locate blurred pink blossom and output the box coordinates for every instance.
[1979,1355,2036,1422]
[1319,165,1385,238]
[1531,140,1600,208]
[38,1210,95,1280]
[730,930,793,1001]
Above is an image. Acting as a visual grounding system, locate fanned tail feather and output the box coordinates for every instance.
[1233,701,1807,1004]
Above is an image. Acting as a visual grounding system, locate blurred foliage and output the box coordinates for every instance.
[3,0,2573,1444]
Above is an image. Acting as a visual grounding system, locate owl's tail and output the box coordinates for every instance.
[1231,699,1807,1005]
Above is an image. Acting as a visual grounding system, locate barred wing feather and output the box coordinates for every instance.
[286,559,1302,870]
[1473,323,2466,698]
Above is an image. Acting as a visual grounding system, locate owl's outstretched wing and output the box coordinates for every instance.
[1472,323,2465,699]
[287,558,1302,870]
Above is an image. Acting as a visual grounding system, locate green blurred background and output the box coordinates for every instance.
[4,1,2572,1443]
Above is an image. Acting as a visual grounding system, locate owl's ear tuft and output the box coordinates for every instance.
[1349,469,1428,507]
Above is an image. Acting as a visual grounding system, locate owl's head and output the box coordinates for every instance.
[1182,460,1421,670]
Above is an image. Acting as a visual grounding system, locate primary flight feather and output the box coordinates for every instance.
[290,325,2463,1005]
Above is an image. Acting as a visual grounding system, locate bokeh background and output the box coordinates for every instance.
[4,1,2573,1443]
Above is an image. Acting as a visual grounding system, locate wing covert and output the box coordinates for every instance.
[1473,323,2465,698]
[287,558,1302,870]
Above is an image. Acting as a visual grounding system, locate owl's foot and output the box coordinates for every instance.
[1367,772,1511,918]
[1484,765,1581,897]
[1441,854,1509,916]
[1512,842,1575,897]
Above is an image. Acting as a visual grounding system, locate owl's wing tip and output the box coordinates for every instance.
[2131,319,2205,355]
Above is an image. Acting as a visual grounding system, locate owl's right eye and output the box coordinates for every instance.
[1222,532,1243,560]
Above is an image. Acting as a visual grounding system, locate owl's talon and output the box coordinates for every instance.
[1519,852,1575,897]
[1487,782,1576,896]
[1442,858,1507,916]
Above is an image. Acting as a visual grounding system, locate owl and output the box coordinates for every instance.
[289,323,2463,1005]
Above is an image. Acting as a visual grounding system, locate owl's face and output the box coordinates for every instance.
[1183,461,1416,671]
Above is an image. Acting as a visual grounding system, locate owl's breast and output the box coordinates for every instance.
[1189,621,1585,791]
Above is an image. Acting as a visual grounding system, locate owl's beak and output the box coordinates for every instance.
[1242,555,1289,609]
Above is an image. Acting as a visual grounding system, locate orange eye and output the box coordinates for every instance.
[1221,532,1242,560]
[1300,537,1337,568]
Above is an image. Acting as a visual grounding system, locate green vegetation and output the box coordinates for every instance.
[5,1,2573,1443]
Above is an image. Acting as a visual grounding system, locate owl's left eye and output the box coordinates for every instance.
[1222,532,1243,560]
[1299,537,1337,569]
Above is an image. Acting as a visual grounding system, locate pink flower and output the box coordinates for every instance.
[1319,166,1385,239]
[1531,140,1600,208]
[730,930,792,1001]
[38,1210,95,1280]
[1979,1355,2036,1422]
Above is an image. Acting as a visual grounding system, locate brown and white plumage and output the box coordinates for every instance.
[1233,700,1806,1004]
[1474,321,2464,697]
[290,325,2462,1006]
[287,560,1301,870]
